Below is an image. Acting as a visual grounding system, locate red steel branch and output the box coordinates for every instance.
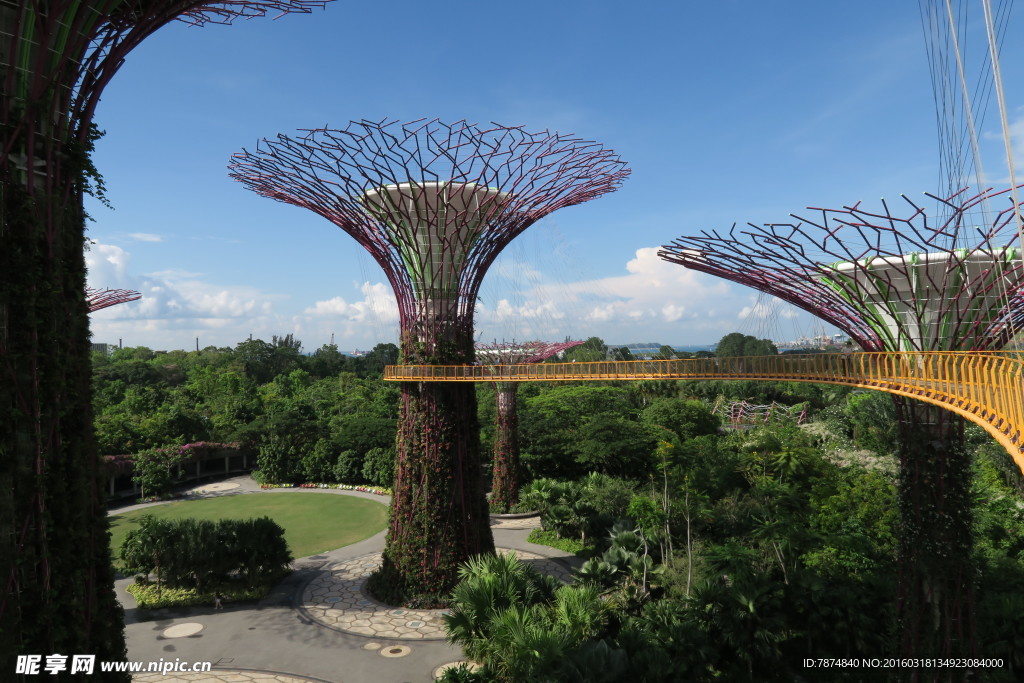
[1,2,328,182]
[86,287,141,313]
[475,339,585,365]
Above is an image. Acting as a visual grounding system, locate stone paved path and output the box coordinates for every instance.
[300,548,571,640]
[489,514,541,530]
[135,671,327,682]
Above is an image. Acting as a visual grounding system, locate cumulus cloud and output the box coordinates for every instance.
[85,239,837,352]
[487,299,565,322]
[473,246,832,345]
[86,241,288,348]
[304,282,400,324]
[662,303,686,322]
[525,247,731,326]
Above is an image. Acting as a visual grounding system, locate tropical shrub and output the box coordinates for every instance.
[255,440,300,484]
[361,446,395,487]
[130,444,190,498]
[302,438,337,483]
[120,515,292,600]
[333,448,365,484]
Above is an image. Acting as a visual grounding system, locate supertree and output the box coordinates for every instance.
[659,187,1024,664]
[476,339,584,512]
[230,119,628,604]
[1,2,327,673]
[86,287,141,312]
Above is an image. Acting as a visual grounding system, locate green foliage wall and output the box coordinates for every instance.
[120,515,292,591]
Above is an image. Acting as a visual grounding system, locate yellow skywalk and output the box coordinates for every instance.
[385,352,1024,474]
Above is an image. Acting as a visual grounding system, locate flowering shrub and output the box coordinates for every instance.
[258,482,391,496]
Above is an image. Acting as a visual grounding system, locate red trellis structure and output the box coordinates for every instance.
[86,287,141,313]
[476,339,584,512]
[230,119,628,604]
[660,187,1024,663]
[711,398,808,430]
[1,1,327,670]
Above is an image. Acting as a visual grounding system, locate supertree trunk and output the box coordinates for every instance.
[1,134,127,672]
[0,2,327,671]
[373,326,493,606]
[490,384,521,513]
[894,397,975,674]
[474,341,583,513]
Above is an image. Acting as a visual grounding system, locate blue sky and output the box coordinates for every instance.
[84,1,1024,353]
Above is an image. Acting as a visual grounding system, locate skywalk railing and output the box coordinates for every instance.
[384,351,1024,472]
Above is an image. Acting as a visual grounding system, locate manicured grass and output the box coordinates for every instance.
[527,528,596,558]
[109,492,387,561]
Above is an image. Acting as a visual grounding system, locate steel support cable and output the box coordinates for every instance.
[945,0,991,232]
[982,0,1024,250]
[980,0,1024,346]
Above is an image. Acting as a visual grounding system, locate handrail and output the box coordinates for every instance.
[383,351,1024,473]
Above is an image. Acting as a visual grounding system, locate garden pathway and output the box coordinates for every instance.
[114,475,579,683]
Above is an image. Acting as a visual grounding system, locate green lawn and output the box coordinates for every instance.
[109,492,388,561]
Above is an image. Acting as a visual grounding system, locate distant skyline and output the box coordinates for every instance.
[84,1,1024,352]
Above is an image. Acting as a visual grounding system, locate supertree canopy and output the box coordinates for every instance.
[230,119,628,604]
[660,188,1024,352]
[660,186,1024,662]
[86,287,141,313]
[1,1,328,672]
[476,339,584,512]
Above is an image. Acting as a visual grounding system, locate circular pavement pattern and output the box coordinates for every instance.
[379,645,412,658]
[301,548,572,640]
[185,482,240,494]
[161,622,204,638]
[133,672,324,682]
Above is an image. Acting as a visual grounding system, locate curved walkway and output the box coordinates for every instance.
[384,351,1024,472]
[116,475,577,683]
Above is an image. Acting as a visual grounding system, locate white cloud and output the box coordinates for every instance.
[487,299,565,322]
[85,240,839,352]
[662,303,685,322]
[529,247,731,327]
[86,241,289,348]
[473,246,832,345]
[304,282,400,324]
[128,232,162,242]
[586,304,616,322]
